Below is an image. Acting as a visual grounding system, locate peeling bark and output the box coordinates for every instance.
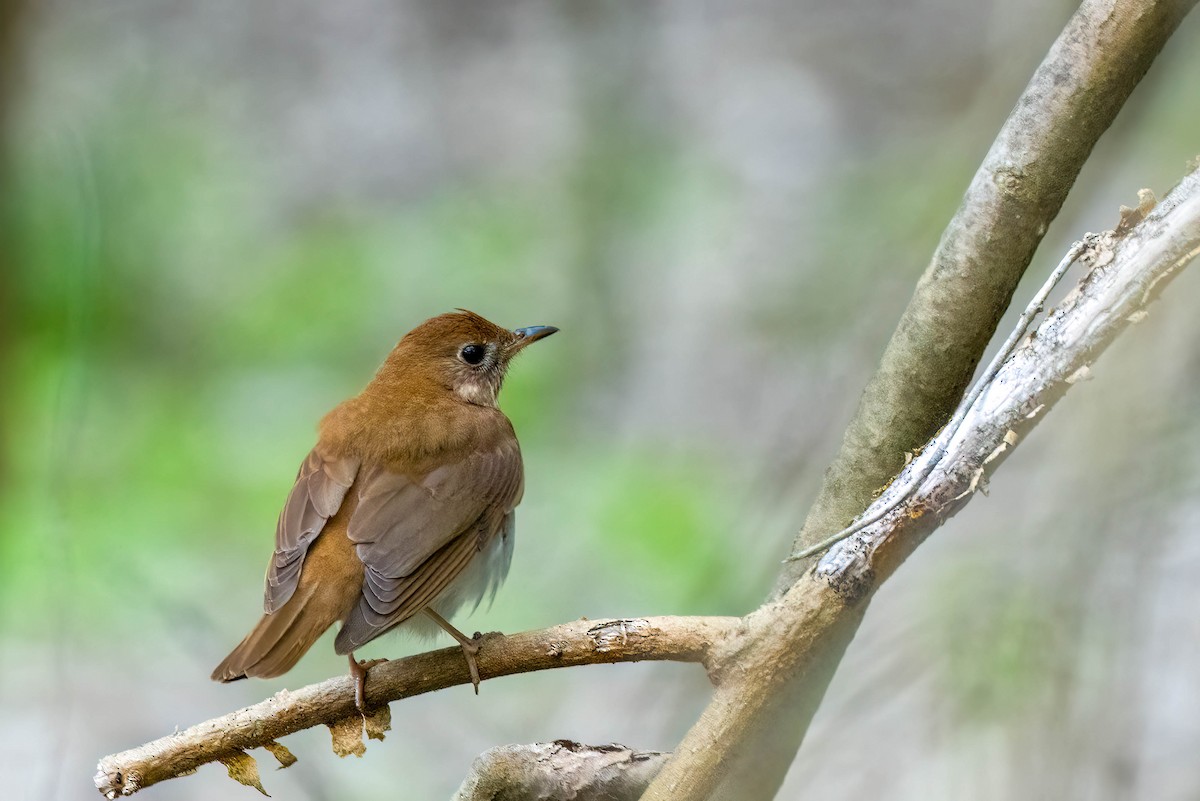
[782,0,1198,586]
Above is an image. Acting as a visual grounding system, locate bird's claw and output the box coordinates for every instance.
[460,641,482,694]
[348,655,389,715]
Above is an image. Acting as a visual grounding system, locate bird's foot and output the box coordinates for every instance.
[459,636,482,695]
[424,609,487,694]
[348,654,389,714]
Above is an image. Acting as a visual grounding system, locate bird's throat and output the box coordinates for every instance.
[454,376,498,407]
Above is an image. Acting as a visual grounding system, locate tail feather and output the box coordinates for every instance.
[211,587,330,682]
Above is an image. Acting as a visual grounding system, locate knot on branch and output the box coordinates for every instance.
[587,618,651,651]
[994,164,1026,196]
[453,741,670,801]
[814,538,876,603]
[95,765,137,799]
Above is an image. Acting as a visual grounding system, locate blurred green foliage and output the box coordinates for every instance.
[755,141,978,343]
[0,99,748,649]
[928,564,1065,724]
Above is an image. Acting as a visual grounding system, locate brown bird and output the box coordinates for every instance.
[211,310,557,709]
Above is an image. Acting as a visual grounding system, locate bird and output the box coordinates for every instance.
[211,310,558,710]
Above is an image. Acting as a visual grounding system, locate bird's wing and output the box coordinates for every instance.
[334,439,524,653]
[264,448,360,613]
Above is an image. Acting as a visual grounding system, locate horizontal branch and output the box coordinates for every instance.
[452,741,669,801]
[93,615,738,798]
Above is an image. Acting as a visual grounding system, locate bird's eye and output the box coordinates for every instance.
[460,344,487,365]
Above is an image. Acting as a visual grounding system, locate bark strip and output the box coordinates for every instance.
[781,0,1198,587]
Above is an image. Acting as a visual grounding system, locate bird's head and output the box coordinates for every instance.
[376,310,558,407]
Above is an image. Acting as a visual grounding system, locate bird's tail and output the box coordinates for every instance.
[211,587,330,682]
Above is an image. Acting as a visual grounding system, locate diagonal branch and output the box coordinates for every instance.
[779,0,1198,589]
[639,165,1200,800]
[815,171,1200,592]
[93,616,737,798]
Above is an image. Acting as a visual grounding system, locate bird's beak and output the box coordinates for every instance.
[509,325,559,354]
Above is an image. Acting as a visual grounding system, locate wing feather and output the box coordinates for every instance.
[334,438,523,653]
[263,448,359,613]
[336,531,480,653]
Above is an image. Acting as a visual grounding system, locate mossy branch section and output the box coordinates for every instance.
[781,0,1197,587]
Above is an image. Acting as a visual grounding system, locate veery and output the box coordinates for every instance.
[212,310,557,708]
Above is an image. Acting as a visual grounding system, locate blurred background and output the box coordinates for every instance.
[2,1,1199,799]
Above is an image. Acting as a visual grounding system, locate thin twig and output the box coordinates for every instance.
[786,239,1089,562]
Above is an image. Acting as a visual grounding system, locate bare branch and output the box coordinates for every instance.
[93,616,737,798]
[817,169,1200,591]
[640,166,1200,800]
[451,741,669,801]
[780,0,1198,589]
